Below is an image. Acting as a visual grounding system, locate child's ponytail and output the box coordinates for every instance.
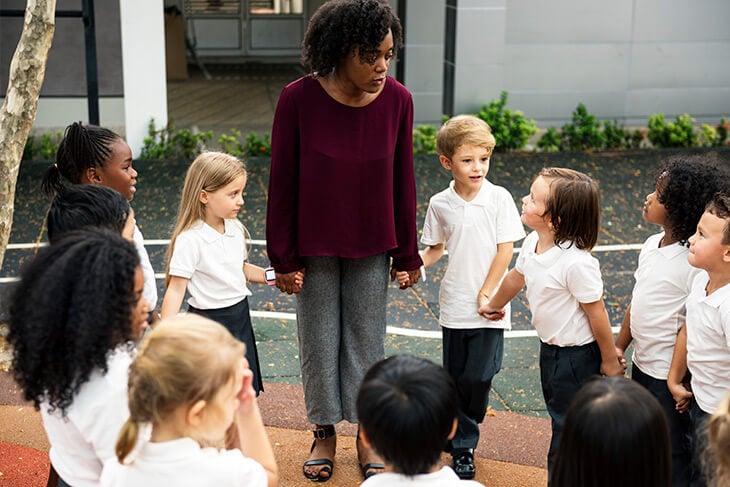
[115,419,141,463]
[42,122,120,197]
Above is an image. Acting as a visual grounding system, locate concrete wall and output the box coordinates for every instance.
[409,0,730,126]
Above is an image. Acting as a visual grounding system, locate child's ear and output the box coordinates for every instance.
[439,155,452,170]
[447,418,458,440]
[186,399,207,427]
[723,244,730,263]
[84,167,102,184]
[199,190,208,204]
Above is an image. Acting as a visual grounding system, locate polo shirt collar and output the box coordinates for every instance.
[446,179,493,209]
[196,219,238,243]
[653,233,689,260]
[701,275,730,308]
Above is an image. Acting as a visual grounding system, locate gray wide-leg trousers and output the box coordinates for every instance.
[296,253,389,425]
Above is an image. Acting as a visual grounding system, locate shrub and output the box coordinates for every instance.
[413,124,437,154]
[477,91,537,151]
[602,120,630,150]
[536,128,561,152]
[140,118,213,159]
[218,129,245,157]
[560,103,605,151]
[647,113,698,148]
[244,132,271,157]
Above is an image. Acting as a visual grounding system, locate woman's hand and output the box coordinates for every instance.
[276,269,305,294]
[390,267,420,289]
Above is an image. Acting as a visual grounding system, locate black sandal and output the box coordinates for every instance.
[356,427,385,480]
[361,462,385,480]
[303,426,336,483]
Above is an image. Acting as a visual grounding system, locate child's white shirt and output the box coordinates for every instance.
[630,232,700,380]
[133,223,157,309]
[100,437,267,487]
[685,272,730,413]
[361,466,484,486]
[421,180,525,329]
[169,219,251,309]
[41,346,133,487]
[515,231,603,346]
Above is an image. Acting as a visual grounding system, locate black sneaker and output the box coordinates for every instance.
[452,450,476,480]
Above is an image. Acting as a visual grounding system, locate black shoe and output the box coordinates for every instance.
[452,451,476,480]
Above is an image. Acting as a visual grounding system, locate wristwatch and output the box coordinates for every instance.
[265,267,276,286]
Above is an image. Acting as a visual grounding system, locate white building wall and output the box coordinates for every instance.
[411,0,730,126]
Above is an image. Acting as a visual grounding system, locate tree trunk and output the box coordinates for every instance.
[0,0,56,269]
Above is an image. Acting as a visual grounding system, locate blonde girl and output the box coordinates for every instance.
[160,152,282,394]
[101,315,278,487]
[479,167,624,475]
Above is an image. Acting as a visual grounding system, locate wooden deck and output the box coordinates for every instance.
[166,63,304,136]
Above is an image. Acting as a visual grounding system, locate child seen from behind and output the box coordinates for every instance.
[357,355,484,486]
[708,394,730,487]
[398,115,524,479]
[614,157,728,486]
[101,315,278,487]
[479,167,624,477]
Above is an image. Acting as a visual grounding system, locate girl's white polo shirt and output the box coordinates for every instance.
[516,231,603,346]
[421,180,525,330]
[169,219,251,310]
[685,272,730,413]
[630,232,700,380]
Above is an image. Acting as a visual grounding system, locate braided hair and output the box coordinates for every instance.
[41,122,121,196]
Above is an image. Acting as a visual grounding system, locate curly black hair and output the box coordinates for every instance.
[302,0,403,76]
[655,155,730,245]
[8,229,140,415]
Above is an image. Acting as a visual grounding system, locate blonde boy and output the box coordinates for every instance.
[668,192,730,486]
[403,115,524,479]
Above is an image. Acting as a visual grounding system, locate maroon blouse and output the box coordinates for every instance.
[266,75,423,274]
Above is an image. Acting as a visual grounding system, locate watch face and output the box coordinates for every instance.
[265,268,276,281]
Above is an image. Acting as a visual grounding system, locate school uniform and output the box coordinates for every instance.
[133,223,157,310]
[100,437,267,487]
[41,346,133,487]
[421,180,524,452]
[169,219,263,393]
[685,273,730,487]
[515,231,604,471]
[360,467,484,486]
[630,232,698,486]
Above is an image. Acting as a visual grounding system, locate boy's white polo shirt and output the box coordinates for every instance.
[630,232,700,380]
[169,219,251,310]
[516,231,603,346]
[685,272,730,413]
[421,180,525,330]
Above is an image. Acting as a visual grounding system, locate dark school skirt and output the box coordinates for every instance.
[188,297,264,394]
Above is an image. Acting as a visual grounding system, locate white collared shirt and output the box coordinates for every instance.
[169,219,251,309]
[361,466,484,486]
[101,437,267,487]
[41,347,133,487]
[630,232,700,379]
[422,180,525,329]
[686,272,730,413]
[516,231,603,346]
[133,223,157,309]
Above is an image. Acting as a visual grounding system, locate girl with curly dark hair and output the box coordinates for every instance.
[41,121,158,321]
[615,156,730,486]
[8,229,150,487]
[266,0,422,482]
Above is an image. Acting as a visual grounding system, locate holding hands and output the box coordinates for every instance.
[275,269,305,294]
[392,267,421,290]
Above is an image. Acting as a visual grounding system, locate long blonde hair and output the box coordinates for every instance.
[166,152,247,286]
[115,315,245,463]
